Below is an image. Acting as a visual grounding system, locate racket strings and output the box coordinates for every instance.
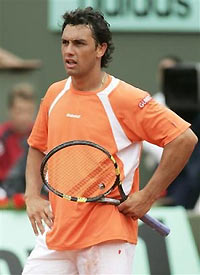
[75,160,115,197]
[45,145,117,198]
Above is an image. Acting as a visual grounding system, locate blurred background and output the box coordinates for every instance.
[0,0,200,274]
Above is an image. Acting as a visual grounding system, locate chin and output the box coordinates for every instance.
[66,71,74,77]
[65,68,80,77]
[65,67,73,75]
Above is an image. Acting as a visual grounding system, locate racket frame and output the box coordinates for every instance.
[40,140,122,203]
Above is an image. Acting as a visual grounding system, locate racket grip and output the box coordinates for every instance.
[140,213,170,237]
[98,198,170,236]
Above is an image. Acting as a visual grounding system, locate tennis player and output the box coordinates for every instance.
[22,7,197,274]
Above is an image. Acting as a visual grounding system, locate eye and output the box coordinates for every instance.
[62,39,68,45]
[75,40,86,46]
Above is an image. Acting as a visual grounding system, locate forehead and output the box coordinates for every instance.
[62,24,94,40]
[159,59,176,69]
[11,97,34,108]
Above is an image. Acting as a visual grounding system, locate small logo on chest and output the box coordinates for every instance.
[66,113,81,119]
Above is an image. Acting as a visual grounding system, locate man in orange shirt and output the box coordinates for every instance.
[22,7,197,275]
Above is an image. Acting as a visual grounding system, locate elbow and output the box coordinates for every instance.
[188,129,198,147]
[167,128,198,154]
[180,128,198,152]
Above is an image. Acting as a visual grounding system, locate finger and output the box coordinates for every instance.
[41,212,53,229]
[117,200,130,211]
[34,217,45,235]
[44,205,54,220]
[118,201,133,213]
[121,209,135,216]
[129,214,138,220]
[30,218,39,236]
[118,204,139,217]
[118,207,129,214]
[120,210,138,219]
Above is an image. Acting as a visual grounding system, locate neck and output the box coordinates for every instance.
[70,71,107,91]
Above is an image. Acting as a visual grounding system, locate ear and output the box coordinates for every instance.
[96,43,107,58]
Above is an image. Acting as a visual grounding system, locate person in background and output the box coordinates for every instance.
[22,7,197,274]
[143,55,182,167]
[143,56,200,210]
[0,83,36,198]
[155,55,182,105]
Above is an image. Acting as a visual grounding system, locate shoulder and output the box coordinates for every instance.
[46,79,67,96]
[48,79,67,90]
[110,77,152,110]
[119,79,149,97]
[41,79,68,106]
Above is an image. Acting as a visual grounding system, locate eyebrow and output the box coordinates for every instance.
[61,38,87,43]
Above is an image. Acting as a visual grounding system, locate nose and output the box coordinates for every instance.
[63,42,74,56]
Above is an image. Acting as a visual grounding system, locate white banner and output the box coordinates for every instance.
[48,0,200,32]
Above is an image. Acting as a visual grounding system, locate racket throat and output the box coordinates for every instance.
[118,184,128,202]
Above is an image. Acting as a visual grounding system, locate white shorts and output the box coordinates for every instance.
[22,232,136,275]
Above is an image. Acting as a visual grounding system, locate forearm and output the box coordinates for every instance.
[25,147,53,235]
[118,128,198,218]
[142,128,198,203]
[25,146,45,199]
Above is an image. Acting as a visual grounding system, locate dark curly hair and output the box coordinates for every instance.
[62,7,114,68]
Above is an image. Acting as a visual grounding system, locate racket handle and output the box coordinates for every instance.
[140,213,170,237]
[97,198,170,236]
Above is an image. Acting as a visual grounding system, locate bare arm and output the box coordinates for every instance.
[25,147,54,235]
[118,128,198,218]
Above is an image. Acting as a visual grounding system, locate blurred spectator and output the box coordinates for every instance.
[143,56,200,210]
[0,83,36,198]
[166,112,200,210]
[155,55,182,104]
[143,55,182,168]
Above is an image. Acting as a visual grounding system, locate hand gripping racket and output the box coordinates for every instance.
[40,140,170,237]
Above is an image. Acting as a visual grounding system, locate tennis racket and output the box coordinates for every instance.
[40,140,170,237]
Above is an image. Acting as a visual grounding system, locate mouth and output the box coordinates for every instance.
[65,59,77,69]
